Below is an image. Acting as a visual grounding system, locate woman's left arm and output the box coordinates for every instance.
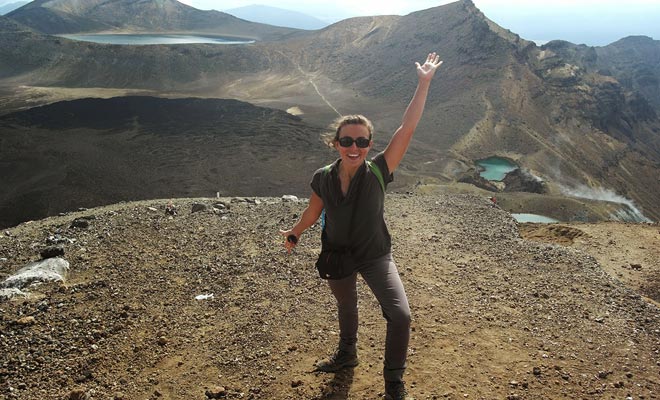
[384,52,443,173]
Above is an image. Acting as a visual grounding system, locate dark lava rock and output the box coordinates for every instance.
[192,203,208,213]
[40,245,64,259]
[502,169,546,193]
[458,170,498,192]
[70,218,90,229]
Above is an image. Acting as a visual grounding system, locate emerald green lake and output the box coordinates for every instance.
[57,34,255,45]
[476,157,518,181]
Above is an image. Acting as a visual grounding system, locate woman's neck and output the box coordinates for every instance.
[339,161,360,181]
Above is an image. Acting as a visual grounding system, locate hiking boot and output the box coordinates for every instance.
[315,349,358,372]
[384,380,413,400]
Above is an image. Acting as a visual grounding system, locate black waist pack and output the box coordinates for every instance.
[315,248,358,280]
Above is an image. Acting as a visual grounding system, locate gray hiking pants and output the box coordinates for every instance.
[327,252,411,382]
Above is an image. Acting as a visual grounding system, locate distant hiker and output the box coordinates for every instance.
[280,52,442,400]
[165,201,177,216]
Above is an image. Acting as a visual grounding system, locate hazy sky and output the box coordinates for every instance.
[178,0,660,46]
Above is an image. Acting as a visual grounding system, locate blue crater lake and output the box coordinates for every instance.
[476,157,518,181]
[57,34,255,45]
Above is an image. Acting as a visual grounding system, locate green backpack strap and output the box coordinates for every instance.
[320,164,332,231]
[366,160,386,193]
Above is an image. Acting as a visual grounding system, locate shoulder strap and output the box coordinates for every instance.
[323,162,384,191]
[320,164,332,231]
[366,160,385,193]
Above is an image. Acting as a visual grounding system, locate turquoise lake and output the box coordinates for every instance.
[57,34,255,45]
[476,157,518,181]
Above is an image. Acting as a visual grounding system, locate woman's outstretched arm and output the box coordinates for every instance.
[279,191,324,253]
[384,52,443,173]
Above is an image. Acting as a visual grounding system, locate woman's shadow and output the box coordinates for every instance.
[316,367,355,399]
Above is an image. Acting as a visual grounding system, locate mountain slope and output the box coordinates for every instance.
[7,0,298,39]
[276,1,660,220]
[0,97,330,229]
[0,14,64,77]
[0,0,659,222]
[598,36,660,112]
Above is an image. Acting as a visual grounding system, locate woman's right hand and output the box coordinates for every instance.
[279,229,298,253]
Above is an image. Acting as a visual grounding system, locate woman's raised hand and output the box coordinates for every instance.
[415,52,443,82]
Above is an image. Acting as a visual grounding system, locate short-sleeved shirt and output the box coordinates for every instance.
[311,151,394,262]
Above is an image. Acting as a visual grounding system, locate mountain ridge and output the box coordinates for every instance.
[545,35,660,114]
[0,0,659,223]
[7,0,299,39]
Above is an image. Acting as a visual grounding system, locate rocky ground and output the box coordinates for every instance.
[0,193,658,400]
[520,222,660,306]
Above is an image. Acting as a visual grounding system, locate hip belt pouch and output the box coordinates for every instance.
[315,246,358,280]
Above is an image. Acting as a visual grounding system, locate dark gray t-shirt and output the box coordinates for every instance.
[311,151,394,262]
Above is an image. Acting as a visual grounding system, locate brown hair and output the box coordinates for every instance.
[324,114,374,147]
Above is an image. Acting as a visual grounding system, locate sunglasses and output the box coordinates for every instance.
[337,136,371,148]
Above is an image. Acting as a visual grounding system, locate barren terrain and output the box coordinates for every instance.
[1,193,658,399]
[520,222,660,305]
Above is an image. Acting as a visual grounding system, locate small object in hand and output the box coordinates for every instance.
[287,234,298,244]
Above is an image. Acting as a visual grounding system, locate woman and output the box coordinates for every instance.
[280,52,442,400]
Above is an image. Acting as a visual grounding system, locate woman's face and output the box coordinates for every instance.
[335,124,372,169]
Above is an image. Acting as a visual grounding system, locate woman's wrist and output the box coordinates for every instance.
[417,77,433,86]
[290,227,302,238]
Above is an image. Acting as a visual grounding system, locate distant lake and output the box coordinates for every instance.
[476,156,518,181]
[512,213,559,223]
[57,34,255,45]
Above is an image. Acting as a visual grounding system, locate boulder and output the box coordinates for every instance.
[1,257,70,290]
[458,170,499,192]
[213,202,229,210]
[281,195,299,202]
